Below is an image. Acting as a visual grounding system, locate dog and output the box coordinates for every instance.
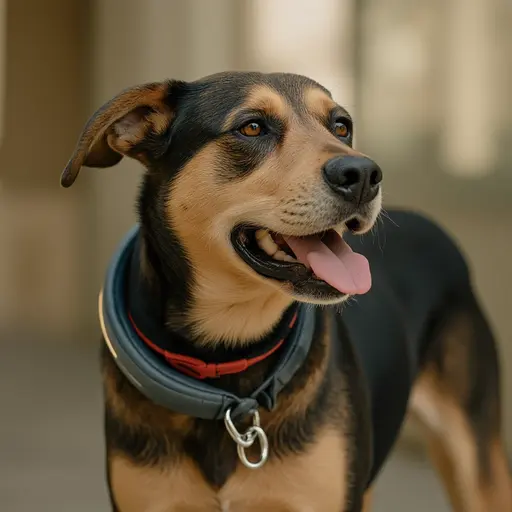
[61,71,511,511]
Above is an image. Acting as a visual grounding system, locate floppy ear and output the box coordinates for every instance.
[60,80,182,187]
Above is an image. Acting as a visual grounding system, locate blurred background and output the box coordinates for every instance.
[0,0,511,510]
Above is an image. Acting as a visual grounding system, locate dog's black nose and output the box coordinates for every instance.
[322,155,382,204]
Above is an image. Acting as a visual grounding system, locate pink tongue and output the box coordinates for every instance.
[283,231,371,295]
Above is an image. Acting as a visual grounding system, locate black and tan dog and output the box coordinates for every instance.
[61,72,511,511]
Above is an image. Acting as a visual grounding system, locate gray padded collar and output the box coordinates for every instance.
[99,226,316,421]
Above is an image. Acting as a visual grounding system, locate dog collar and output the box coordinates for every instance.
[128,311,298,380]
[124,237,300,381]
[99,225,316,426]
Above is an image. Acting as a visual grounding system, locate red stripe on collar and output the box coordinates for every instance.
[128,312,298,380]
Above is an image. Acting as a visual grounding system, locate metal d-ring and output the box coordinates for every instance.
[224,408,269,469]
[236,425,269,470]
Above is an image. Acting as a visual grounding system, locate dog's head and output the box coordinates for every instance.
[63,72,382,340]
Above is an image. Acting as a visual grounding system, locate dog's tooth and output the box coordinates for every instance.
[255,229,269,241]
[273,250,296,262]
[257,232,279,256]
[273,250,287,261]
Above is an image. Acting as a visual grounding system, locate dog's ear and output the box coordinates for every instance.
[60,80,183,187]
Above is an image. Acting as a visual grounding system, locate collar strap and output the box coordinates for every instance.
[128,311,298,379]
[100,225,316,421]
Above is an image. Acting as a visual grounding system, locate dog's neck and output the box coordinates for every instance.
[135,231,294,350]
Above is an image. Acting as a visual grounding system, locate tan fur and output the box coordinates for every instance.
[61,82,171,186]
[411,370,512,511]
[103,353,194,435]
[483,439,512,511]
[221,428,347,511]
[107,109,171,154]
[361,488,373,512]
[261,315,332,430]
[433,312,473,401]
[110,427,347,512]
[222,85,290,131]
[303,87,338,121]
[110,456,219,511]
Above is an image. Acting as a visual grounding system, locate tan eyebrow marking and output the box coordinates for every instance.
[304,87,339,120]
[223,85,290,130]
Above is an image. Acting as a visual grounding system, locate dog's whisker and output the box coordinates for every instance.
[380,209,400,228]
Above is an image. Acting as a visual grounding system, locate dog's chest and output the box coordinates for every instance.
[110,428,346,511]
[219,429,346,510]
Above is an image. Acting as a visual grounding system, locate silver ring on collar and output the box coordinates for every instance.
[224,408,269,470]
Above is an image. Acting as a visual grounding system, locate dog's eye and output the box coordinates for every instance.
[239,122,263,137]
[334,121,350,138]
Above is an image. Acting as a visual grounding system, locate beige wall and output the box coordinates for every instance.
[0,0,6,144]
[0,0,90,337]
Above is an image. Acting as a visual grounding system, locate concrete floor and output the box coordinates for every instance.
[1,336,450,511]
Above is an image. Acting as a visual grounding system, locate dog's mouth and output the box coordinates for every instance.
[231,224,372,296]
